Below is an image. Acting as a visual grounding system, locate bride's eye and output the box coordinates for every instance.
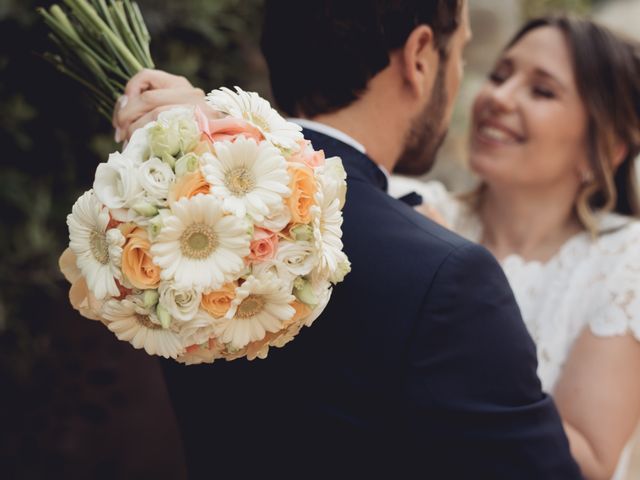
[488,64,510,84]
[489,71,508,85]
[532,85,556,99]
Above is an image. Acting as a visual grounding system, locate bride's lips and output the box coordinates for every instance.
[473,118,525,146]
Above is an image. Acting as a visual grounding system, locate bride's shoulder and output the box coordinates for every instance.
[387,175,454,205]
[585,213,640,339]
[387,175,480,239]
[595,212,640,250]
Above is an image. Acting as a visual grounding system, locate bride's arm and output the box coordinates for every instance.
[554,329,640,479]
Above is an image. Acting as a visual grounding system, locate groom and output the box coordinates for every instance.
[114,1,582,478]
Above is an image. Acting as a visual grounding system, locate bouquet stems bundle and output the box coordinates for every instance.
[38,0,154,120]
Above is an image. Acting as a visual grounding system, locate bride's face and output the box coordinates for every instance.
[468,26,589,189]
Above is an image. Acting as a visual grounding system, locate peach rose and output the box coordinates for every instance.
[285,300,312,328]
[59,248,104,321]
[169,171,210,203]
[69,277,105,321]
[121,227,161,290]
[59,247,81,283]
[247,228,279,264]
[195,106,263,143]
[287,165,317,224]
[201,282,237,318]
[289,140,325,168]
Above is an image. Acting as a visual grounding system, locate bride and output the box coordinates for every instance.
[391,15,640,480]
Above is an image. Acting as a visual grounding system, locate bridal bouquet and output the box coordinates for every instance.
[59,87,350,364]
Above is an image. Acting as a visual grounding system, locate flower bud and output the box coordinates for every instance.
[143,289,159,309]
[175,153,200,177]
[293,277,318,306]
[149,123,181,158]
[132,201,158,217]
[149,213,164,238]
[291,224,313,242]
[156,303,172,329]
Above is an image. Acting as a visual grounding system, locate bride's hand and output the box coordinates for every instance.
[112,69,209,143]
[415,203,449,229]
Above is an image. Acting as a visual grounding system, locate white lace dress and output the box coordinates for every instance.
[390,176,640,479]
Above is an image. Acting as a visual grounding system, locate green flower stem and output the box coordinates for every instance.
[127,0,153,66]
[131,2,152,57]
[94,0,118,33]
[39,9,115,94]
[63,0,145,73]
[39,0,154,117]
[107,77,127,94]
[111,1,148,70]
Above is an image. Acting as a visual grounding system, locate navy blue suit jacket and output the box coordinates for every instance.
[161,130,583,479]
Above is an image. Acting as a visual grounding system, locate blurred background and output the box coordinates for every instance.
[1,0,639,478]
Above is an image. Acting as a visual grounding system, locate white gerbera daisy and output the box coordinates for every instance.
[311,191,350,284]
[201,136,290,222]
[214,273,295,350]
[67,190,124,300]
[102,298,184,359]
[151,194,251,290]
[206,86,303,151]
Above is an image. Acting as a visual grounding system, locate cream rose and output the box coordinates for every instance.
[93,152,143,208]
[158,282,202,322]
[274,239,315,278]
[138,157,175,205]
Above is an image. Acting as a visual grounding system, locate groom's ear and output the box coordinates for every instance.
[400,25,440,100]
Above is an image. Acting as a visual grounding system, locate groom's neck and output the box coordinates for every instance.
[309,95,405,174]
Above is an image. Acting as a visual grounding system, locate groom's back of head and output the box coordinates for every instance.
[261,0,462,118]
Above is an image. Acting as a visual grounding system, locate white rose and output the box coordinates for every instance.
[255,202,292,232]
[275,240,316,278]
[251,260,280,281]
[138,157,175,205]
[93,152,144,213]
[122,125,151,162]
[158,282,202,322]
[177,310,216,346]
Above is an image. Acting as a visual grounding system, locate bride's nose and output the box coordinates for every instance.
[487,78,519,113]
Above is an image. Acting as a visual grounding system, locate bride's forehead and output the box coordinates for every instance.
[502,28,574,81]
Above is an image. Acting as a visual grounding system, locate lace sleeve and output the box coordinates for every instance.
[588,224,640,341]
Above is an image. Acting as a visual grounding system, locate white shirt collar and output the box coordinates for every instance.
[288,117,391,183]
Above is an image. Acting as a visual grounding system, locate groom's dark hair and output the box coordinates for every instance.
[261,0,463,117]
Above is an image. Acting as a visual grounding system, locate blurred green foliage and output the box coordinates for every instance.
[523,0,606,16]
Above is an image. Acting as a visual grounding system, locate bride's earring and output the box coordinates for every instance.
[579,168,594,184]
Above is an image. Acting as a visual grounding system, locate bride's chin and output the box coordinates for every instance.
[468,155,491,177]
